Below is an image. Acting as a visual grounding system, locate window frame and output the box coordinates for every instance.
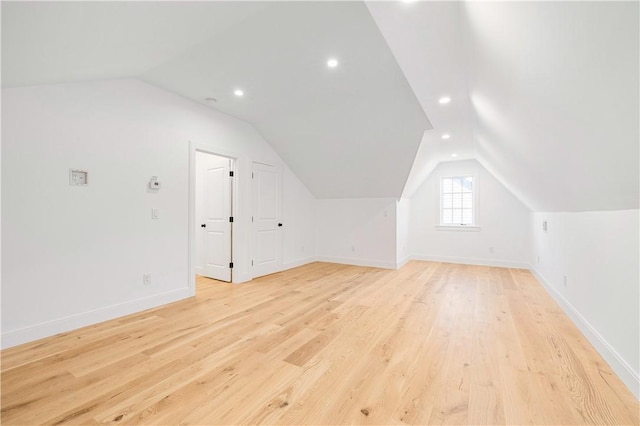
[437,174,480,231]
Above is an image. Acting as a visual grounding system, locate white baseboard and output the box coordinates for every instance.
[316,256,397,270]
[1,287,192,349]
[243,257,317,283]
[281,256,318,271]
[411,254,529,269]
[396,256,412,269]
[313,254,526,270]
[530,266,640,399]
[232,271,252,284]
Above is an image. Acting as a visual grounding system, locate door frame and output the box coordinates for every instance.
[188,141,243,292]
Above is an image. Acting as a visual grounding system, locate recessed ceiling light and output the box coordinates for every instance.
[451,153,458,158]
[441,133,451,140]
[439,96,451,104]
[234,89,244,97]
[327,58,338,68]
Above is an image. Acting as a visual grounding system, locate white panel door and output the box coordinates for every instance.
[252,162,282,278]
[198,154,232,282]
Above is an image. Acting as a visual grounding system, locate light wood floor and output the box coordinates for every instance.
[1,261,638,425]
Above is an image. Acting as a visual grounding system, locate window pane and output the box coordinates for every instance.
[452,178,463,193]
[452,193,462,208]
[462,209,473,224]
[462,193,472,209]
[440,175,475,225]
[442,193,453,208]
[442,209,453,224]
[452,210,462,224]
[462,177,473,193]
[442,178,452,193]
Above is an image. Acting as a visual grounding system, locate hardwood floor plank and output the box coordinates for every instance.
[1,262,637,425]
[246,357,333,425]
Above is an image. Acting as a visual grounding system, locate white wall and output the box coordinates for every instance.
[409,160,530,267]
[396,197,411,267]
[530,210,640,398]
[282,166,317,269]
[316,198,397,269]
[1,78,316,348]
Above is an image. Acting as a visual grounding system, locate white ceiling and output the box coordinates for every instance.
[366,1,477,198]
[463,1,639,211]
[2,1,638,210]
[2,1,430,199]
[1,2,269,87]
[369,0,638,211]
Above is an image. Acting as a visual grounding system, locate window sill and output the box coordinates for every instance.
[435,225,481,232]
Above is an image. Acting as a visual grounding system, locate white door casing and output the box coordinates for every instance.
[252,162,282,278]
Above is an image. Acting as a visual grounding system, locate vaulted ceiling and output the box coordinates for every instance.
[1,1,430,199]
[369,1,639,211]
[2,1,638,211]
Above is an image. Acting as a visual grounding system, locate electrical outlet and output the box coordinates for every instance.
[542,220,548,232]
[143,274,152,285]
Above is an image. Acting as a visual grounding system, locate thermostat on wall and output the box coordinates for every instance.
[149,176,161,190]
[69,169,88,186]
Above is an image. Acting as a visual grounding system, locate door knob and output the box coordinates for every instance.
[201,224,206,228]
[278,223,283,227]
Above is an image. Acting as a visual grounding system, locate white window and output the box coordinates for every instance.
[440,176,474,226]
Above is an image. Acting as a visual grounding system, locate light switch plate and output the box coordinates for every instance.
[70,169,88,186]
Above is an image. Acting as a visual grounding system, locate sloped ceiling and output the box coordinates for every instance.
[2,1,638,210]
[369,1,639,211]
[1,1,430,199]
[1,2,270,87]
[464,1,639,211]
[366,1,476,198]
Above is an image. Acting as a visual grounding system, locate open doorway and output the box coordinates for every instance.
[194,150,234,286]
